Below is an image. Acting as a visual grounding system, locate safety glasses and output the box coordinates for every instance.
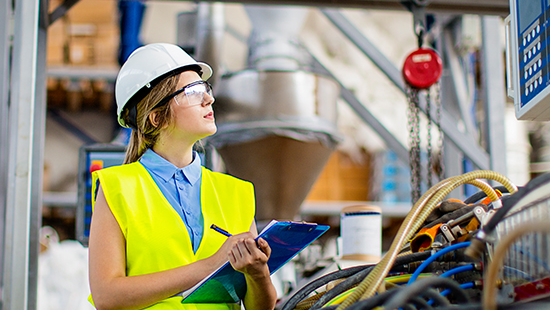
[155,80,213,109]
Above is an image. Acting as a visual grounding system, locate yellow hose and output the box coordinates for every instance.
[466,179,499,202]
[296,293,323,310]
[336,171,517,310]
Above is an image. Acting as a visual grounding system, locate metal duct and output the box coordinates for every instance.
[245,5,311,70]
[195,3,224,84]
[177,3,224,83]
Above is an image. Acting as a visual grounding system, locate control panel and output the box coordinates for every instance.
[76,144,126,246]
[507,0,550,120]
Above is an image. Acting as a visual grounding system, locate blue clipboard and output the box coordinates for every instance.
[181,220,329,304]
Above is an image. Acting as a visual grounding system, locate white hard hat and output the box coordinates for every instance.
[115,43,213,128]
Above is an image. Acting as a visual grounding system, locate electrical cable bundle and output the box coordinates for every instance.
[335,171,516,309]
[279,170,521,310]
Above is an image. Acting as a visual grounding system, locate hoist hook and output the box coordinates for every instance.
[410,0,430,48]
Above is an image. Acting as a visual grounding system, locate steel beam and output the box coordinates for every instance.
[481,16,507,175]
[27,0,49,308]
[47,110,98,144]
[339,86,410,165]
[49,0,79,24]
[322,9,490,170]
[0,0,13,297]
[198,0,509,16]
[3,0,40,309]
[321,9,406,94]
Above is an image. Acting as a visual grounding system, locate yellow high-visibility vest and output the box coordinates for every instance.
[91,162,255,309]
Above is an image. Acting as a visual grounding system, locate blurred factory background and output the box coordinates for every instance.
[2,0,545,309]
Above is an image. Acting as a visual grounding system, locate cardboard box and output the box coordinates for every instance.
[306,150,372,201]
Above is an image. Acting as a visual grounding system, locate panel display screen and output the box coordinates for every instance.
[519,0,542,33]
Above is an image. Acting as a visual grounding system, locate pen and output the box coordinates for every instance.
[210,224,232,237]
[211,224,268,254]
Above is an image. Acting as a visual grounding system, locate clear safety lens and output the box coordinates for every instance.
[173,81,213,107]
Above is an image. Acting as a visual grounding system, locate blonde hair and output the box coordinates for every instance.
[122,75,180,164]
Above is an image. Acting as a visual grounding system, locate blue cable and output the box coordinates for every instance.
[439,264,475,278]
[440,282,475,297]
[407,242,471,285]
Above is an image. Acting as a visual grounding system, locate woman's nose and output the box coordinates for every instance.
[203,93,215,106]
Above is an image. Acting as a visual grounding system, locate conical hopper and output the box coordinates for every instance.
[208,70,341,221]
[218,136,334,221]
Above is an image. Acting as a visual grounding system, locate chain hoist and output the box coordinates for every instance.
[407,87,422,204]
[402,4,443,204]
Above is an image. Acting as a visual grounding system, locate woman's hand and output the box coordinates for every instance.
[226,232,276,310]
[227,234,271,278]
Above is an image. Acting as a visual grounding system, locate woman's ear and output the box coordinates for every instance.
[148,112,160,128]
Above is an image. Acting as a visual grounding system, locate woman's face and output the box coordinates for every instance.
[166,70,217,143]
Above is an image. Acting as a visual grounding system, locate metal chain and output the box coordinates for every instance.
[426,88,433,188]
[435,83,444,181]
[407,87,422,205]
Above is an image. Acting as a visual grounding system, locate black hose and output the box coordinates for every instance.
[421,288,450,307]
[406,295,433,310]
[342,287,443,310]
[434,301,550,310]
[280,264,374,310]
[383,277,470,310]
[308,267,371,310]
[305,251,432,310]
[344,288,398,310]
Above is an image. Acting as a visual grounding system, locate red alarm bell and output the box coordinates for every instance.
[402,47,443,89]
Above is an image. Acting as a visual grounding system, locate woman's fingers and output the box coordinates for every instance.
[257,238,271,259]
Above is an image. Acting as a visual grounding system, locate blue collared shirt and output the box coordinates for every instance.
[140,149,203,253]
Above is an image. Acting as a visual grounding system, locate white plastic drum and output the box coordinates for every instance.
[340,205,382,263]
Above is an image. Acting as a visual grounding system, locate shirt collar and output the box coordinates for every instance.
[140,149,202,185]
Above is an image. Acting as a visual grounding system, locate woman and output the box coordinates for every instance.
[88,43,277,310]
